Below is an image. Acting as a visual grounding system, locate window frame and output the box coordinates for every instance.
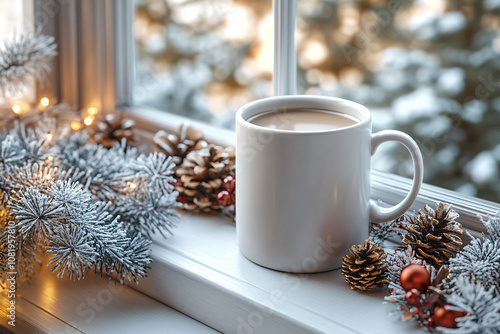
[29,1,500,332]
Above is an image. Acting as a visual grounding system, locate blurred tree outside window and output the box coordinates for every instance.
[134,0,500,203]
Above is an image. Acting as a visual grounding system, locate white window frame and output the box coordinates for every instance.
[33,1,499,332]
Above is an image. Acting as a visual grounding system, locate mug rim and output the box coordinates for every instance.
[236,95,371,134]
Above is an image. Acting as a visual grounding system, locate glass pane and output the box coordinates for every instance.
[134,0,500,203]
[0,0,35,107]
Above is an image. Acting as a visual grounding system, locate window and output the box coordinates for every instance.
[133,0,500,203]
[5,2,500,332]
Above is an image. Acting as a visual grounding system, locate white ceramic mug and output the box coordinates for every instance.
[235,95,423,273]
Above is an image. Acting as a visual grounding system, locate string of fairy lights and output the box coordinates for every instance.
[8,97,99,132]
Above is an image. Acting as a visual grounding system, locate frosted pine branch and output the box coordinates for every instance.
[0,113,179,285]
[47,225,97,280]
[449,237,500,293]
[370,216,407,245]
[449,212,500,293]
[479,212,500,245]
[117,187,181,239]
[441,277,500,334]
[0,32,57,97]
[123,152,177,195]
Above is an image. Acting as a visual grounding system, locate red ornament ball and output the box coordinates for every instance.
[405,288,421,305]
[433,304,467,328]
[217,190,233,207]
[400,264,430,292]
[223,175,235,192]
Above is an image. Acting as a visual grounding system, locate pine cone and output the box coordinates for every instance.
[175,144,235,213]
[154,122,208,166]
[401,202,463,270]
[342,237,388,291]
[93,114,135,148]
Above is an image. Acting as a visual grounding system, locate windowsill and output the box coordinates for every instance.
[125,105,500,333]
[1,255,218,334]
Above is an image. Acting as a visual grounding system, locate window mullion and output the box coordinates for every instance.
[58,0,80,108]
[114,0,135,109]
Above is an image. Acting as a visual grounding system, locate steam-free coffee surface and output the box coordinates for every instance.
[247,108,360,132]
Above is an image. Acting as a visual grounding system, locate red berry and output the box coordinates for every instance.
[405,288,421,305]
[433,305,467,328]
[217,190,233,207]
[223,175,235,192]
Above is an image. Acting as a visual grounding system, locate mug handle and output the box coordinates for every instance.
[369,130,424,222]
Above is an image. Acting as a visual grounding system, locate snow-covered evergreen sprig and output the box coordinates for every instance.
[0,30,181,285]
[480,212,500,244]
[0,32,57,97]
[449,237,500,293]
[370,216,408,245]
[441,277,500,334]
[0,116,179,285]
[449,212,500,294]
[440,212,500,333]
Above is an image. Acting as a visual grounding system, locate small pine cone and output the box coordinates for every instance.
[401,202,463,270]
[342,237,388,291]
[175,144,235,213]
[154,122,208,166]
[93,114,135,148]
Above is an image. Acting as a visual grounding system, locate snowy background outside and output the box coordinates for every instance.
[135,0,498,203]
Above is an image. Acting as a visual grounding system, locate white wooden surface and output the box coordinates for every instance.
[131,213,427,334]
[0,261,219,334]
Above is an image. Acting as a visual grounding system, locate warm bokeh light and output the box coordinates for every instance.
[46,156,53,162]
[300,39,329,68]
[128,182,137,189]
[12,105,21,114]
[71,121,82,131]
[254,13,274,74]
[40,97,50,108]
[84,117,94,126]
[45,133,53,141]
[221,5,254,42]
[88,107,98,115]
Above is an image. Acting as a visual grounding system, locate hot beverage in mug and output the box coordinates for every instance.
[247,108,360,132]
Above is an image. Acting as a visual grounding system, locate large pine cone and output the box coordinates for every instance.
[93,114,135,148]
[401,202,463,270]
[154,123,208,166]
[342,237,388,291]
[175,144,235,213]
